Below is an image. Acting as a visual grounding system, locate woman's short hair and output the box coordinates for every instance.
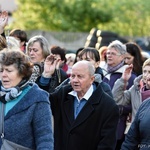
[0,49,33,80]
[108,40,126,55]
[79,47,100,62]
[143,58,150,69]
[9,29,28,43]
[26,35,50,59]
[51,45,66,61]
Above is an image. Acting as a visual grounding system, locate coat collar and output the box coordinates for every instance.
[4,83,49,119]
[63,83,103,129]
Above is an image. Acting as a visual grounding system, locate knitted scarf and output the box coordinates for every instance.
[107,61,124,73]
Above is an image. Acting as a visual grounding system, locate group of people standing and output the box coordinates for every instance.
[0,10,150,150]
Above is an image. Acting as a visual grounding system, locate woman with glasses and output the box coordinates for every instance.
[103,40,137,150]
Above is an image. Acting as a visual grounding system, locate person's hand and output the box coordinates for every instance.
[122,64,133,82]
[66,56,74,66]
[145,74,150,89]
[0,11,8,34]
[42,54,61,78]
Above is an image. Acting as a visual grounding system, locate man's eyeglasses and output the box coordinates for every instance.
[106,52,122,56]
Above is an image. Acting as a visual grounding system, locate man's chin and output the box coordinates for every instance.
[2,85,11,89]
[73,88,80,92]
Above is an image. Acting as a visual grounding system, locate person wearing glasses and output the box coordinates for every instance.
[103,40,136,88]
[103,40,137,150]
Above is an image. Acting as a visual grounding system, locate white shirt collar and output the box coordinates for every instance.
[69,84,94,102]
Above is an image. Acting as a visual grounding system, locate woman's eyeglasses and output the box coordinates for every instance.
[106,52,121,56]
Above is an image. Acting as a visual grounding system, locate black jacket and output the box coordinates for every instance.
[50,83,119,150]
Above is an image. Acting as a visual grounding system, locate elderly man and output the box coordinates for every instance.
[103,40,137,150]
[44,57,119,150]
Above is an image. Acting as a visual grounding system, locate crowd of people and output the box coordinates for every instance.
[0,10,150,150]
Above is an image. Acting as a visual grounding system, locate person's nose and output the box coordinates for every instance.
[1,70,7,77]
[145,72,150,77]
[124,58,128,64]
[29,49,35,55]
[29,50,34,55]
[72,76,78,82]
[143,72,148,79]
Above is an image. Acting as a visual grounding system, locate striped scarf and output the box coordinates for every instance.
[107,61,124,73]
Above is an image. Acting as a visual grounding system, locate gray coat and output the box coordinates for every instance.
[112,75,142,122]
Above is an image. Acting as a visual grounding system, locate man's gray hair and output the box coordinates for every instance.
[108,40,126,55]
[87,61,95,76]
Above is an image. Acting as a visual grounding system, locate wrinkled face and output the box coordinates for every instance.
[106,48,124,67]
[28,41,45,63]
[80,53,99,68]
[142,65,150,84]
[0,64,23,89]
[124,53,134,65]
[70,64,94,98]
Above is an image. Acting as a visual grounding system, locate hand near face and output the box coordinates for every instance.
[145,75,150,89]
[42,54,61,78]
[0,11,8,34]
[122,64,133,82]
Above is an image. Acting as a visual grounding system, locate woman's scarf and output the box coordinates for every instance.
[107,61,124,73]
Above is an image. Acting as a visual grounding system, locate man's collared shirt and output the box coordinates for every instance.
[69,85,94,119]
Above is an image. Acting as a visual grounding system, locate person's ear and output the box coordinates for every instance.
[95,61,100,68]
[91,75,95,83]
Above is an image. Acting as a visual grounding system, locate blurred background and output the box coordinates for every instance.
[0,0,150,53]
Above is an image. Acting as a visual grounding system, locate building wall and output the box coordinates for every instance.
[0,0,17,12]
[26,30,89,52]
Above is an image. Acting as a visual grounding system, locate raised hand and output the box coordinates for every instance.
[122,64,133,82]
[145,74,150,89]
[0,11,8,34]
[42,54,61,78]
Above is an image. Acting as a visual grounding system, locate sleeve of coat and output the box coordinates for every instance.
[97,101,119,150]
[112,78,132,105]
[121,106,141,149]
[32,101,54,150]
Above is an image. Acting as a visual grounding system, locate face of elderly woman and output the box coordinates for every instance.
[0,64,23,89]
[28,41,45,63]
[106,48,125,67]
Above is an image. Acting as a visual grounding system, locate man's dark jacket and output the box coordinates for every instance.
[50,82,119,150]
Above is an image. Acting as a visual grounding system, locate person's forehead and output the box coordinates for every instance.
[81,55,92,60]
[72,63,88,71]
[125,53,133,57]
[29,41,40,47]
[81,52,96,60]
[143,65,150,70]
